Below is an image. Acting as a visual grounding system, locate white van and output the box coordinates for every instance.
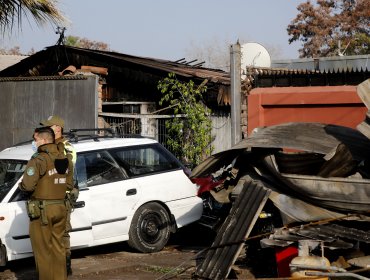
[0,136,203,265]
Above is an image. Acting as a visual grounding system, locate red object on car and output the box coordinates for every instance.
[191,176,224,196]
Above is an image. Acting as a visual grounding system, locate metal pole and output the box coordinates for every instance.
[230,42,241,146]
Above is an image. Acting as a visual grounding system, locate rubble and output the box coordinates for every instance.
[191,79,370,279]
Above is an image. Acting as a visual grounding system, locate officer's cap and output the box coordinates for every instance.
[40,115,65,128]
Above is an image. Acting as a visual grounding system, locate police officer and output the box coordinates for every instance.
[19,127,73,280]
[40,115,77,275]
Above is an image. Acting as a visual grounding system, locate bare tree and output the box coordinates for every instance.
[287,0,370,58]
[185,36,282,71]
[0,46,22,55]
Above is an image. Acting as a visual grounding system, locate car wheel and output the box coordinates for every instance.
[128,202,171,253]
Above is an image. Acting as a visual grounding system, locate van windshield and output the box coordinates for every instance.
[0,160,27,202]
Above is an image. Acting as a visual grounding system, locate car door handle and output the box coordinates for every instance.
[73,201,85,208]
[126,189,137,196]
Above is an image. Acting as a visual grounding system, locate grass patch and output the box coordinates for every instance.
[145,265,180,274]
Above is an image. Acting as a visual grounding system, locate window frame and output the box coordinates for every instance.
[75,149,127,188]
[108,143,184,178]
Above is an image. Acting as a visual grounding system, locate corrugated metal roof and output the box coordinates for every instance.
[272,54,370,72]
[0,46,231,85]
[86,48,230,83]
[0,75,88,82]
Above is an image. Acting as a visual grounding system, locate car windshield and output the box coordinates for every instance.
[0,159,27,202]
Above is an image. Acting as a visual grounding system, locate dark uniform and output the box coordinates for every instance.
[55,136,77,275]
[19,143,73,280]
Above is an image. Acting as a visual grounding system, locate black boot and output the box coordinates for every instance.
[66,255,72,276]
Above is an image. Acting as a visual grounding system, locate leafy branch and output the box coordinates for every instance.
[158,73,213,167]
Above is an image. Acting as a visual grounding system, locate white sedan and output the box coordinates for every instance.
[0,136,203,265]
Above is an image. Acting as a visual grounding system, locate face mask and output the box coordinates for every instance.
[31,140,38,152]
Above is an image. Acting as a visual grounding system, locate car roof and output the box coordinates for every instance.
[0,137,158,161]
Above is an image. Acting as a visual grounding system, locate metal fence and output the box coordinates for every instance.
[0,76,98,150]
[100,114,232,155]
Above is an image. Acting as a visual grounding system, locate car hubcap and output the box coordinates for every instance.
[141,213,161,243]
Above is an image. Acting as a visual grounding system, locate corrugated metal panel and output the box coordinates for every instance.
[272,54,370,72]
[211,115,231,154]
[195,177,271,280]
[0,75,88,82]
[0,75,98,150]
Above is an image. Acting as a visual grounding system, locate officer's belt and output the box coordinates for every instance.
[37,199,65,225]
[39,199,65,206]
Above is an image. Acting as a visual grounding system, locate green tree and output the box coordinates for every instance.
[0,0,65,34]
[64,35,109,51]
[287,0,370,57]
[158,73,213,167]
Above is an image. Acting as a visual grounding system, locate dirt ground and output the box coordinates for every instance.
[0,224,255,280]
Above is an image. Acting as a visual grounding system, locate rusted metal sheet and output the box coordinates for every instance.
[195,177,271,280]
[80,65,108,75]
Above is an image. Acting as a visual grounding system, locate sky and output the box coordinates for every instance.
[1,0,306,61]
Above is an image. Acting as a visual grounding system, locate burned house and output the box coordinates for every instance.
[0,45,231,151]
[1,45,370,278]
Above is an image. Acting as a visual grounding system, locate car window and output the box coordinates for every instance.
[0,160,27,202]
[109,144,181,177]
[76,150,126,187]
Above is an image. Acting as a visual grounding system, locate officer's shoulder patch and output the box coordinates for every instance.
[26,167,35,176]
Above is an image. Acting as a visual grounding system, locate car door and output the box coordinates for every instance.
[69,155,94,249]
[0,160,30,256]
[78,150,140,241]
[3,194,33,256]
[2,158,93,255]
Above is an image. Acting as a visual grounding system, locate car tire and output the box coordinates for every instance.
[128,202,171,253]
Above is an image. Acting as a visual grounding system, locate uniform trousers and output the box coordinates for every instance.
[29,203,67,280]
[64,207,71,256]
[64,188,79,257]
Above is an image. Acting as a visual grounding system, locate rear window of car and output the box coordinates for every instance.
[109,143,181,177]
